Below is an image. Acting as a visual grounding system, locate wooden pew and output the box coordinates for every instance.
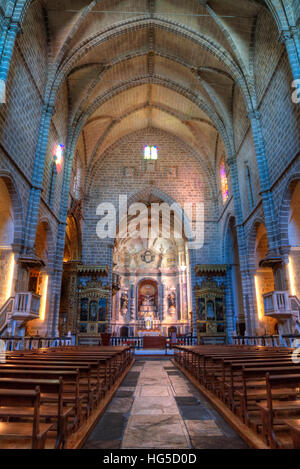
[257,374,300,449]
[173,344,300,449]
[0,377,72,448]
[0,388,53,449]
[284,419,300,449]
[0,345,134,449]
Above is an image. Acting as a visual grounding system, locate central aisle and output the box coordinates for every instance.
[84,359,248,449]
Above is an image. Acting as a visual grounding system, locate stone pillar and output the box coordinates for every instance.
[227,156,257,335]
[45,154,73,335]
[176,283,180,322]
[130,283,135,321]
[181,267,188,321]
[24,103,54,252]
[248,110,279,255]
[279,27,300,102]
[225,266,235,341]
[159,283,164,321]
[0,20,20,101]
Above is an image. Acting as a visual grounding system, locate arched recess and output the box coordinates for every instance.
[287,180,300,299]
[26,219,54,336]
[111,187,194,337]
[0,177,16,307]
[63,214,82,263]
[224,216,245,335]
[250,221,277,335]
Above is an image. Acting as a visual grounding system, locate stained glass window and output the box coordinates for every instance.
[220,158,229,204]
[144,146,158,160]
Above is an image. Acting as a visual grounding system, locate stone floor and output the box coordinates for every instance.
[83,359,248,449]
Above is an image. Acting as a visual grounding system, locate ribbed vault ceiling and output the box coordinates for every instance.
[42,0,272,168]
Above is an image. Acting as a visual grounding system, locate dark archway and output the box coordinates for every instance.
[120,326,129,338]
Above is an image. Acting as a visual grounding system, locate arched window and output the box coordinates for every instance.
[220,158,229,204]
[245,164,255,210]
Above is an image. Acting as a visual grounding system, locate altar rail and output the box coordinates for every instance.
[110,336,197,348]
[232,335,300,347]
[0,336,73,351]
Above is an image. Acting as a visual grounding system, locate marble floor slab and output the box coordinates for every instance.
[122,414,190,449]
[106,397,133,414]
[185,419,223,437]
[131,396,178,415]
[137,385,172,397]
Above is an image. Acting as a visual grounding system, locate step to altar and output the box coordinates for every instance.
[134,349,174,355]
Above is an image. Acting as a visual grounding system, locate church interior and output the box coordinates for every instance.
[0,0,299,451]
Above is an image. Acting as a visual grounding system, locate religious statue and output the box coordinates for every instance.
[120,292,128,316]
[168,292,176,309]
[139,294,157,318]
[89,301,98,322]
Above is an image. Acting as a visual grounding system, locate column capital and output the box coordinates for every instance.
[227,156,237,167]
[248,109,260,120]
[9,21,21,35]
[279,26,298,43]
[42,103,54,115]
[279,245,292,258]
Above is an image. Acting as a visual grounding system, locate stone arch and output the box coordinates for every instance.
[0,172,24,307]
[34,218,55,273]
[116,186,195,244]
[72,76,232,162]
[0,171,24,247]
[279,175,300,299]
[248,218,277,335]
[85,101,219,175]
[278,174,300,249]
[63,214,82,262]
[248,217,267,272]
[85,127,216,205]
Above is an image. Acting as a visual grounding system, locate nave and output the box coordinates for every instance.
[84,358,247,450]
[2,342,300,450]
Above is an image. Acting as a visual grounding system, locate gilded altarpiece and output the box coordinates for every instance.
[77,266,109,337]
[194,265,227,342]
[59,264,109,337]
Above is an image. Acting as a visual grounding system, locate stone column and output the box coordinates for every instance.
[24,103,54,252]
[159,283,164,321]
[279,27,300,103]
[248,110,279,255]
[227,156,257,335]
[176,283,181,322]
[130,283,135,321]
[225,266,236,341]
[0,20,20,102]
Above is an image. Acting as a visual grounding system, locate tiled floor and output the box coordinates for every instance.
[83,359,248,449]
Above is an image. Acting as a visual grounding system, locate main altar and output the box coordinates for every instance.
[110,227,192,337]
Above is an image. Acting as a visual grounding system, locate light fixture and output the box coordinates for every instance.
[288,256,296,296]
[254,275,263,321]
[39,275,49,321]
[5,253,15,301]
